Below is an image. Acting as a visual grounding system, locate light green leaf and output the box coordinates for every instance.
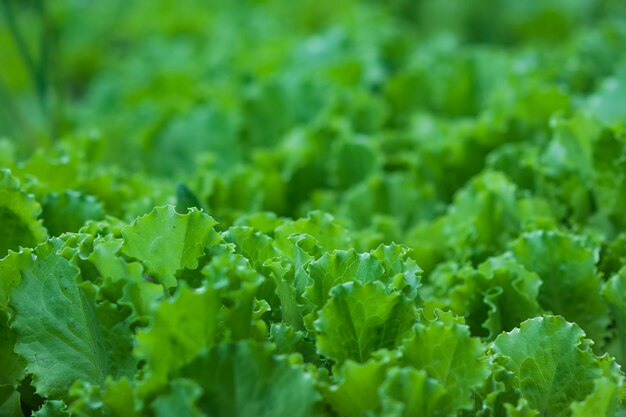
[222,226,279,271]
[504,399,540,417]
[304,249,385,309]
[87,236,144,283]
[273,211,353,255]
[135,285,220,394]
[492,316,615,417]
[371,243,422,299]
[400,310,489,415]
[322,358,389,417]
[315,281,415,363]
[379,367,446,417]
[121,205,220,287]
[69,378,140,417]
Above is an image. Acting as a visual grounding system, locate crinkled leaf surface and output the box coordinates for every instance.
[180,341,319,417]
[511,231,609,343]
[400,310,489,415]
[492,316,616,417]
[379,367,447,417]
[315,281,415,363]
[322,358,389,417]
[121,205,219,287]
[9,245,135,398]
[135,285,220,393]
[304,249,385,309]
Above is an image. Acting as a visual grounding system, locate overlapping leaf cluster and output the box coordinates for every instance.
[2,0,626,416]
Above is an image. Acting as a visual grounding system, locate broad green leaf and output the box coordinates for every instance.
[322,358,389,417]
[180,341,319,417]
[135,285,220,393]
[448,254,542,338]
[9,246,135,398]
[121,205,220,287]
[492,316,615,417]
[379,367,446,417]
[400,310,489,415]
[511,231,609,344]
[315,281,415,363]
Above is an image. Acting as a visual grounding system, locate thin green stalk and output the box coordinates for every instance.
[0,0,39,91]
[1,0,58,142]
[34,0,57,139]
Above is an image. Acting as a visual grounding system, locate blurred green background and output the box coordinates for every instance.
[2,0,626,248]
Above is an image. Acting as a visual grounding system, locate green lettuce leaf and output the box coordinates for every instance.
[492,315,621,417]
[9,244,135,399]
[400,310,489,415]
[315,281,415,363]
[321,358,389,417]
[135,284,220,394]
[511,231,609,344]
[379,367,446,417]
[178,341,319,417]
[121,205,220,287]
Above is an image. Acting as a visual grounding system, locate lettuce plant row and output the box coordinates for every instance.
[2,1,626,416]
